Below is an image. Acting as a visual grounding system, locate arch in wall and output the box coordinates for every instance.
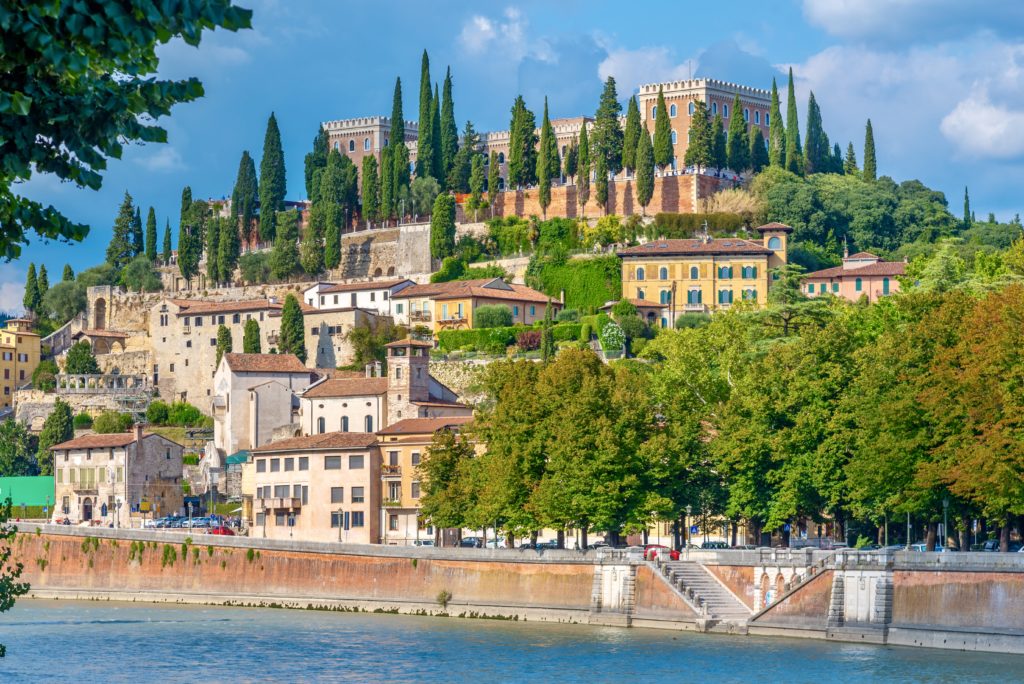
[775,573,786,599]
[759,573,770,607]
[387,266,396,276]
[373,267,383,277]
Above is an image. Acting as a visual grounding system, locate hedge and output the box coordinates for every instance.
[526,255,621,314]
[551,323,582,342]
[437,327,517,354]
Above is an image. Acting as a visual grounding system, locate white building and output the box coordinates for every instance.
[302,279,414,317]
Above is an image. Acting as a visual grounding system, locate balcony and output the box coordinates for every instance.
[267,333,280,346]
[382,499,404,508]
[256,497,302,510]
[683,303,706,312]
[182,324,191,335]
[381,464,402,479]
[71,482,98,494]
[437,317,468,330]
[410,310,432,323]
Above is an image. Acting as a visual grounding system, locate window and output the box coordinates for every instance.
[669,103,677,117]
[718,266,733,279]
[351,511,365,527]
[660,290,671,305]
[742,289,758,301]
[711,102,717,115]
[388,482,401,500]
[882,278,890,295]
[275,513,285,526]
[334,141,340,151]
[768,236,782,250]
[690,266,699,280]
[331,487,344,503]
[341,416,349,432]
[832,282,839,293]
[232,313,240,324]
[364,137,370,151]
[498,152,505,164]
[659,266,669,280]
[396,303,404,314]
[194,316,202,326]
[364,415,373,432]
[651,105,657,119]
[808,283,815,294]
[441,303,448,319]
[325,456,341,470]
[293,484,302,499]
[330,512,343,528]
[351,487,364,503]
[348,139,355,152]
[718,289,734,304]
[855,277,863,292]
[270,458,280,472]
[671,130,677,145]
[274,484,289,498]
[284,457,294,471]
[389,514,399,531]
[530,305,535,316]
[637,288,645,300]
[636,267,645,281]
[349,454,365,469]
[513,305,519,316]
[186,340,192,348]
[388,450,399,466]
[411,451,421,466]
[723,103,729,118]
[210,338,217,346]
[743,108,749,122]
[688,102,695,116]
[754,111,760,125]
[742,266,757,279]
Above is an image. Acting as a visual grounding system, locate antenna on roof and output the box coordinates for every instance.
[843,235,849,259]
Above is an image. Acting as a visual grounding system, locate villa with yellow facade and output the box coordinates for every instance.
[0,318,40,410]
[616,223,792,326]
[391,278,559,332]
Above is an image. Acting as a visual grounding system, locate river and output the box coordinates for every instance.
[2,600,1020,682]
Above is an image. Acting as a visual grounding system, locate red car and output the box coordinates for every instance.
[208,525,236,536]
[644,544,680,561]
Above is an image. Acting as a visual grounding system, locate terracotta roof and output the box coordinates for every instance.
[50,432,162,451]
[302,377,388,398]
[804,261,906,279]
[755,222,794,233]
[251,431,377,453]
[600,298,665,310]
[377,416,473,436]
[223,353,309,374]
[320,279,412,294]
[618,239,772,257]
[845,252,880,260]
[73,329,127,339]
[171,298,282,316]
[392,278,554,304]
[385,338,434,348]
[413,399,470,409]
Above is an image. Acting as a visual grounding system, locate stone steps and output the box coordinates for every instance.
[661,561,752,620]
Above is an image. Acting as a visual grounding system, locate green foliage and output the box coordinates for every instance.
[304,128,327,204]
[146,400,207,427]
[508,95,537,189]
[440,68,459,185]
[430,193,456,260]
[300,206,324,276]
[711,114,726,170]
[162,220,172,263]
[622,96,641,173]
[161,544,177,568]
[215,325,232,366]
[653,87,673,169]
[146,401,169,426]
[92,411,133,434]
[107,192,137,270]
[684,100,713,170]
[486,216,532,256]
[437,327,517,354]
[238,252,270,285]
[361,156,380,226]
[278,294,306,363]
[591,77,624,175]
[556,309,579,323]
[36,398,72,475]
[526,254,621,314]
[243,318,261,354]
[634,125,655,212]
[862,119,877,181]
[726,94,750,172]
[145,207,158,261]
[258,112,286,242]
[768,78,786,169]
[64,341,99,374]
[750,128,768,174]
[411,176,442,218]
[537,98,554,216]
[0,420,36,477]
[122,256,162,293]
[22,264,39,313]
[577,125,591,213]
[599,322,625,352]
[32,360,58,392]
[217,214,241,284]
[784,68,802,174]
[474,305,513,329]
[270,210,301,281]
[344,319,404,368]
[802,92,828,174]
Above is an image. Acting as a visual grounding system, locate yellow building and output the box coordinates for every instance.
[376,415,473,545]
[392,278,559,332]
[617,223,791,326]
[0,318,41,409]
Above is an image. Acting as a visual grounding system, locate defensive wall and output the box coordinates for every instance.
[10,524,1024,653]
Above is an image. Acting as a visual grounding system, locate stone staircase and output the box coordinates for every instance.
[660,561,752,622]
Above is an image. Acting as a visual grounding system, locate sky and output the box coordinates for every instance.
[6,0,1024,311]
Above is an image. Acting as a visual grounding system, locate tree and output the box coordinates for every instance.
[270,210,300,281]
[768,78,786,168]
[448,120,480,192]
[844,142,858,175]
[592,77,624,176]
[162,219,172,263]
[22,264,39,314]
[42,281,85,324]
[218,214,240,283]
[963,186,972,228]
[259,112,286,242]
[409,176,441,217]
[323,206,341,272]
[440,67,459,185]
[784,68,802,174]
[107,191,137,269]
[416,50,432,178]
[750,128,768,174]
[487,150,500,212]
[577,125,591,216]
[726,94,750,172]
[429,83,443,181]
[759,263,831,336]
[66,341,100,374]
[468,155,485,221]
[0,1,251,260]
[177,187,200,281]
[474,305,513,328]
[362,156,380,227]
[562,139,578,184]
[419,427,477,535]
[389,77,410,205]
[540,301,555,362]
[300,207,324,276]
[93,411,133,434]
[215,324,232,365]
[634,127,655,215]
[122,256,161,292]
[430,193,456,261]
[232,150,259,243]
[243,318,261,354]
[508,95,537,189]
[863,119,877,181]
[238,252,270,284]
[145,207,158,260]
[32,359,58,392]
[711,114,727,170]
[803,92,828,174]
[205,212,220,282]
[684,101,713,171]
[278,294,306,363]
[37,398,73,476]
[653,86,673,170]
[537,98,554,217]
[594,155,609,213]
[131,205,144,256]
[62,264,74,282]
[303,128,327,201]
[0,420,36,477]
[622,96,642,174]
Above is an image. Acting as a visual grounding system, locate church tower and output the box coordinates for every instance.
[385,338,432,426]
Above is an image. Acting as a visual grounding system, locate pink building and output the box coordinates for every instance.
[803,252,906,303]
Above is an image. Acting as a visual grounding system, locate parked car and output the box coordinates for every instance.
[731,544,758,550]
[701,541,729,550]
[909,543,945,552]
[586,541,610,550]
[411,540,434,547]
[458,537,483,548]
[643,544,680,561]
[207,525,235,536]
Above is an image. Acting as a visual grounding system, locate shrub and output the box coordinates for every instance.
[487,216,531,256]
[600,322,625,352]
[618,315,649,341]
[437,327,517,354]
[430,256,466,283]
[183,454,200,466]
[550,323,582,342]
[611,299,638,322]
[92,411,133,434]
[526,254,621,314]
[72,412,93,429]
[166,401,207,427]
[516,330,541,351]
[675,313,712,329]
[474,305,513,329]
[555,308,579,323]
[239,252,271,284]
[32,360,59,392]
[146,400,170,425]
[579,323,592,343]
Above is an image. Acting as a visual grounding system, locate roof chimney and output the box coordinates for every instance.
[365,363,373,378]
[134,422,144,445]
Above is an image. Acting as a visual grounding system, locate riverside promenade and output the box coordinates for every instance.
[11,523,1024,654]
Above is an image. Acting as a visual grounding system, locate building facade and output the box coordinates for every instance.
[50,427,184,526]
[617,223,791,325]
[803,252,906,302]
[322,116,418,182]
[391,278,559,332]
[302,279,414,317]
[0,318,40,409]
[250,432,380,544]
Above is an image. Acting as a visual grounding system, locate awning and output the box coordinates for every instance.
[225,450,251,466]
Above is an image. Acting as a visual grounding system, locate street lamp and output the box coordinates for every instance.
[685,504,692,560]
[942,498,949,551]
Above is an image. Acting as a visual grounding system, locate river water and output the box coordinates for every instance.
[2,600,1020,682]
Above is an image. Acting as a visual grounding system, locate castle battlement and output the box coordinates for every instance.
[638,78,770,98]
[322,116,419,132]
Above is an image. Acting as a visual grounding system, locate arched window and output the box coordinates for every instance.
[754,111,761,125]
[768,236,782,250]
[636,267,645,281]
[688,102,695,116]
[742,266,757,279]
[317,417,325,434]
[651,106,657,119]
[718,266,733,279]
[660,290,671,304]
[765,113,770,127]
[882,278,890,295]
[718,289,733,304]
[671,130,677,144]
[723,103,729,118]
[711,102,718,115]
[365,415,373,432]
[636,288,646,300]
[334,141,340,151]
[743,108,749,122]
[687,289,702,304]
[669,103,677,117]
[364,138,371,151]
[341,416,349,432]
[384,137,389,147]
[498,152,505,164]
[742,289,757,301]
[659,266,668,280]
[348,139,355,152]
[855,277,863,292]
[689,266,699,280]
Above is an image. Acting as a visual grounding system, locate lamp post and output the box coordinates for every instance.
[942,498,949,551]
[685,504,692,560]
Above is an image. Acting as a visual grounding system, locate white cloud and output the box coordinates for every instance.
[941,89,1024,159]
[458,7,554,64]
[802,0,1024,43]
[132,145,186,172]
[0,264,25,314]
[598,46,694,93]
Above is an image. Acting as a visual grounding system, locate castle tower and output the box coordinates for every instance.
[385,338,432,427]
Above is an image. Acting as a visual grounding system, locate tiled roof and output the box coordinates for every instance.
[50,432,157,450]
[385,338,434,348]
[251,431,377,452]
[618,239,772,257]
[755,222,794,233]
[376,416,473,436]
[302,377,388,398]
[171,298,282,316]
[437,284,554,304]
[321,279,412,294]
[804,261,906,279]
[845,252,880,260]
[223,353,309,374]
[73,329,127,339]
[392,278,554,304]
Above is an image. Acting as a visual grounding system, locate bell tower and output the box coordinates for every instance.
[385,338,432,427]
[756,222,793,267]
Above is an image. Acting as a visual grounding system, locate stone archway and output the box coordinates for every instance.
[759,573,770,607]
[373,268,383,277]
[93,298,107,330]
[775,573,786,600]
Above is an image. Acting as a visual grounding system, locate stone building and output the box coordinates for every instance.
[50,426,184,526]
[0,318,40,410]
[803,251,906,302]
[302,279,414,316]
[322,116,418,181]
[391,278,559,332]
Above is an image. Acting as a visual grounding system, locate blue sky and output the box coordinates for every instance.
[6,0,1024,310]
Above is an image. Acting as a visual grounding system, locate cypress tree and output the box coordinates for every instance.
[37,264,48,300]
[538,98,553,217]
[62,264,74,282]
[300,206,325,276]
[683,101,713,171]
[594,154,609,213]
[23,264,39,313]
[963,187,972,227]
[784,68,802,174]
[562,139,578,183]
[653,86,673,170]
[540,301,555,362]
[303,128,328,200]
[278,294,306,363]
[768,78,786,168]
[712,114,727,170]
[389,78,410,202]
[259,112,287,243]
[508,95,537,189]
[622,95,641,174]
[726,94,750,171]
[243,318,261,354]
[362,155,380,227]
[862,118,877,181]
[218,213,241,283]
[131,205,144,256]
[448,120,479,192]
[416,50,432,178]
[215,324,232,366]
[577,125,591,216]
[634,127,654,215]
[145,206,157,260]
[430,193,456,260]
[430,83,443,180]
[843,142,858,175]
[545,111,560,181]
[591,76,623,175]
[270,209,300,281]
[162,219,172,263]
[803,91,827,174]
[178,187,198,281]
[487,150,500,212]
[232,150,259,245]
[749,128,768,173]
[107,191,136,269]
[440,67,459,185]
[380,146,394,220]
[832,142,843,174]
[205,214,221,283]
[468,154,485,221]
[324,204,341,271]
[36,398,72,475]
